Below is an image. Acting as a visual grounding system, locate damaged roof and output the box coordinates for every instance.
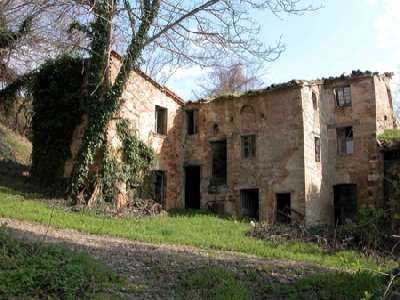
[195,70,394,103]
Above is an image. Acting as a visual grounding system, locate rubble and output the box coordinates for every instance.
[73,198,167,218]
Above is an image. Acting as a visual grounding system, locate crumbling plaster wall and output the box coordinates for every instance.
[302,85,331,225]
[321,76,386,213]
[184,88,306,222]
[65,55,184,209]
[111,57,184,209]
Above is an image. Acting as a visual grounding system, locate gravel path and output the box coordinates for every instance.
[1,217,328,299]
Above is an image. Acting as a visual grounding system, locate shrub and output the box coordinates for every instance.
[339,207,391,253]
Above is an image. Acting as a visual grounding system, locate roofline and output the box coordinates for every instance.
[110,51,185,105]
[198,70,394,103]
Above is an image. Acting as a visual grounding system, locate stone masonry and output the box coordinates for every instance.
[66,56,395,225]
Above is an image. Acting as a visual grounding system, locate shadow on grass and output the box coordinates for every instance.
[0,160,64,200]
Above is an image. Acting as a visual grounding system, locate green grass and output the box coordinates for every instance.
[266,271,385,300]
[0,184,395,272]
[378,129,400,145]
[0,225,133,299]
[178,266,251,300]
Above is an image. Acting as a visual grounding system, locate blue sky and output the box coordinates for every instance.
[165,0,400,100]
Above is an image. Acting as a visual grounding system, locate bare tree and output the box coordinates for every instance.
[67,0,316,207]
[0,0,88,76]
[195,63,264,98]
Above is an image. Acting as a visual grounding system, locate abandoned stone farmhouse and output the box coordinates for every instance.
[65,52,396,225]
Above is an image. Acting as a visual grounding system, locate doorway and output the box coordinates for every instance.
[276,193,291,224]
[154,171,166,206]
[240,189,259,220]
[185,166,201,209]
[334,184,357,225]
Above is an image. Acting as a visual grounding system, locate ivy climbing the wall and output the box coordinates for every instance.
[100,119,154,203]
[29,56,86,189]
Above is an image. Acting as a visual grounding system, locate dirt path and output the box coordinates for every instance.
[1,218,328,299]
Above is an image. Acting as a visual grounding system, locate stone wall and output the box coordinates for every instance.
[65,63,394,224]
[65,53,184,209]
[184,73,394,225]
[184,87,306,222]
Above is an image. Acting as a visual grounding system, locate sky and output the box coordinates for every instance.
[165,0,400,101]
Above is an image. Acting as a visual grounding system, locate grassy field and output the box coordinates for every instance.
[0,183,395,272]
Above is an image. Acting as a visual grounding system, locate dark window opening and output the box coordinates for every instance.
[276,193,291,224]
[240,189,259,220]
[335,86,352,107]
[241,135,256,159]
[334,184,357,225]
[185,166,201,209]
[155,105,167,135]
[315,136,321,162]
[186,110,199,135]
[337,126,353,155]
[210,140,227,185]
[312,92,318,110]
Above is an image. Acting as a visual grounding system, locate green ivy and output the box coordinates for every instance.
[70,0,160,204]
[100,119,154,202]
[29,56,86,189]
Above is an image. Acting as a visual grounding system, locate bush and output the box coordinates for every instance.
[339,207,389,252]
[0,225,123,298]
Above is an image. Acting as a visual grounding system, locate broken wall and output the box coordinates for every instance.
[184,87,306,222]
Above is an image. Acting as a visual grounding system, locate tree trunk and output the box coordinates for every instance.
[114,180,128,210]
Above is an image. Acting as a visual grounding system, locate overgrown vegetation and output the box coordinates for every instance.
[378,129,400,145]
[178,266,252,300]
[30,56,86,189]
[0,225,127,299]
[99,119,154,204]
[0,184,396,271]
[249,207,399,259]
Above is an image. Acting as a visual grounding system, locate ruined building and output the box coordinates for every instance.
[67,52,395,225]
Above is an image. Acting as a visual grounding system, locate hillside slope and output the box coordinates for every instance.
[0,122,31,166]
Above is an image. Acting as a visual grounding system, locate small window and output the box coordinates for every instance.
[312,92,318,110]
[186,110,198,135]
[335,86,352,107]
[155,105,167,135]
[337,126,353,155]
[314,137,321,162]
[241,135,256,159]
